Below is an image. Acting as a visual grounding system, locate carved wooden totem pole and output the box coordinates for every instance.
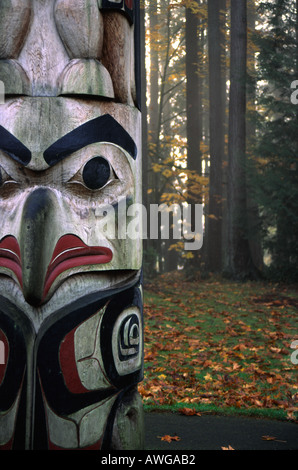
[0,0,143,450]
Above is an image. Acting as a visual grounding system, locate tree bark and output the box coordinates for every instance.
[226,0,255,278]
[185,0,202,273]
[246,0,264,273]
[207,0,225,272]
[141,1,148,210]
[185,1,201,177]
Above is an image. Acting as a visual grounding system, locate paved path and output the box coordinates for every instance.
[144,412,298,450]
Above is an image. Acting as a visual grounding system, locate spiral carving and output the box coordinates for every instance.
[112,306,142,377]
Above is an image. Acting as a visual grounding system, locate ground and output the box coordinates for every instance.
[139,272,298,422]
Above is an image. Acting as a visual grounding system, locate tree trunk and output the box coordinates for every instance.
[141,1,148,210]
[185,0,202,273]
[146,1,160,274]
[226,0,255,279]
[246,0,264,273]
[185,1,201,177]
[207,0,225,272]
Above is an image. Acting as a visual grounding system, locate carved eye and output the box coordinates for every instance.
[0,166,17,188]
[82,156,112,190]
[68,155,118,191]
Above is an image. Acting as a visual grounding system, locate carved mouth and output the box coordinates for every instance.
[43,234,113,299]
[0,236,22,287]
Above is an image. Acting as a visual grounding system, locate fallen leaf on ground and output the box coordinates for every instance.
[179,407,201,416]
[159,435,181,443]
[261,435,286,442]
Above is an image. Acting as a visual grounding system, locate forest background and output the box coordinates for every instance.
[140,0,298,419]
[141,0,298,281]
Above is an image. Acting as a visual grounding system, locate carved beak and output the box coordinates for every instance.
[19,187,113,307]
[20,187,59,306]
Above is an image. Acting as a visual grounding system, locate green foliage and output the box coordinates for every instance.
[251,0,298,281]
[143,246,159,280]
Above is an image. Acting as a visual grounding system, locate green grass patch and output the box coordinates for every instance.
[139,272,298,422]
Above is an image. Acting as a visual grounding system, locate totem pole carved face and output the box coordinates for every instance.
[0,0,143,450]
[0,99,142,307]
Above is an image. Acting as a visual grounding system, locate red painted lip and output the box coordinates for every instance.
[43,234,113,299]
[0,236,22,287]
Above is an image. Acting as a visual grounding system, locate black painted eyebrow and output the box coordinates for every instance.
[44,114,137,166]
[0,126,31,166]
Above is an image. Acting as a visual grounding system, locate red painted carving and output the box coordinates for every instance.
[59,327,90,394]
[125,0,133,9]
[0,236,22,288]
[43,234,113,299]
[0,329,9,386]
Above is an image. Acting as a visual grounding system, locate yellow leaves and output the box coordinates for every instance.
[152,163,164,173]
[200,141,209,155]
[168,241,199,258]
[182,0,207,18]
[162,168,173,178]
[160,192,185,204]
[254,156,269,167]
[262,435,286,443]
[148,160,209,218]
[204,373,213,382]
[158,374,167,380]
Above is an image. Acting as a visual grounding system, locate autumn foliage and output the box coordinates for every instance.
[139,272,298,421]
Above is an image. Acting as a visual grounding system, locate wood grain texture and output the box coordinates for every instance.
[0,0,136,102]
[0,97,142,306]
[102,12,134,105]
[58,58,114,98]
[18,0,69,96]
[0,60,31,95]
[0,0,32,59]
[54,0,104,59]
[0,0,143,451]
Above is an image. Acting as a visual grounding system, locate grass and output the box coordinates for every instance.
[138,272,298,421]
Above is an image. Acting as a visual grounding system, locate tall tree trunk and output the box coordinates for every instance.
[141,1,148,210]
[246,0,264,273]
[140,0,151,272]
[219,0,229,271]
[226,0,255,278]
[148,0,159,206]
[163,76,179,272]
[207,0,225,272]
[185,0,202,273]
[296,0,298,75]
[146,1,160,274]
[186,1,201,177]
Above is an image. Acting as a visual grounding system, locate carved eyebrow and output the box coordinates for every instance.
[43,114,137,166]
[0,126,31,166]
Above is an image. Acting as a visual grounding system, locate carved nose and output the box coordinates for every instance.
[20,188,57,307]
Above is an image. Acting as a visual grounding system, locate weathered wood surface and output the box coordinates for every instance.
[0,0,137,102]
[0,0,143,450]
